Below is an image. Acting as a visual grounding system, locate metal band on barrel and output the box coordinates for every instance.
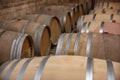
[21,21,30,33]
[15,34,25,59]
[64,33,73,55]
[35,14,41,22]
[36,26,46,56]
[86,57,93,80]
[92,14,96,21]
[110,14,114,22]
[74,33,81,55]
[107,60,115,80]
[56,34,66,55]
[17,58,32,80]
[81,22,87,33]
[0,61,10,75]
[4,60,20,80]
[86,22,91,33]
[17,34,28,59]
[10,33,21,60]
[86,32,93,57]
[76,16,82,32]
[82,16,85,25]
[34,56,50,80]
[99,21,104,33]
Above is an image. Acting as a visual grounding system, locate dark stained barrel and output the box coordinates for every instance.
[77,14,120,28]
[56,33,120,63]
[77,21,120,35]
[89,8,120,15]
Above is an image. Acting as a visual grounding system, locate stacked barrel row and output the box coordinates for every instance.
[0,0,91,65]
[56,0,120,61]
[0,0,120,80]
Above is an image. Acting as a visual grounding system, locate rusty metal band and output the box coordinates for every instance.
[21,21,30,33]
[99,21,104,33]
[56,34,66,55]
[110,14,114,22]
[74,33,81,55]
[81,22,87,33]
[86,57,93,80]
[92,14,96,21]
[76,16,82,32]
[86,22,91,33]
[64,33,73,55]
[107,60,115,80]
[0,61,11,75]
[86,32,93,57]
[16,58,33,80]
[4,60,20,80]
[34,56,50,80]
[10,33,21,60]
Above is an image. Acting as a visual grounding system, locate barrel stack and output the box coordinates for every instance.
[0,0,120,80]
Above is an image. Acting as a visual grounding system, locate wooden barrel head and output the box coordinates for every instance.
[0,31,34,65]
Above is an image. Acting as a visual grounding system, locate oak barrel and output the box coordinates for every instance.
[56,33,120,63]
[77,21,120,35]
[23,14,61,45]
[0,30,34,65]
[95,2,120,10]
[77,14,120,27]
[38,5,73,32]
[2,19,51,56]
[58,3,80,26]
[0,56,120,80]
[89,8,120,15]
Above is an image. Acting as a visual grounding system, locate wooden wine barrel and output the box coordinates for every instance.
[2,19,51,56]
[38,5,73,32]
[0,56,120,80]
[79,4,84,16]
[89,8,120,15]
[95,2,120,10]
[56,33,120,63]
[77,21,120,35]
[85,0,93,11]
[22,14,61,45]
[77,14,120,28]
[0,30,34,65]
[59,3,80,26]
